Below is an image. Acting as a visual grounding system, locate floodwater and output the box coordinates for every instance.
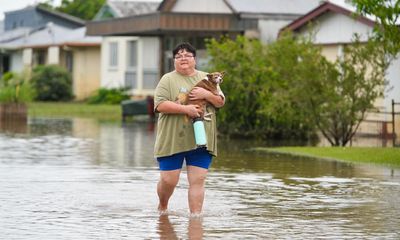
[0,117,399,239]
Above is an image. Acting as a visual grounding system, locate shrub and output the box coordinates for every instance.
[30,65,73,101]
[86,87,130,104]
[0,71,35,103]
[206,35,319,140]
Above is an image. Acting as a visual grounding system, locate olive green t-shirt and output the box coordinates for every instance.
[154,70,223,158]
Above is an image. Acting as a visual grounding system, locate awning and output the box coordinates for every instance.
[86,12,256,36]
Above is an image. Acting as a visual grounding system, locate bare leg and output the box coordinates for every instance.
[187,166,208,214]
[157,169,181,211]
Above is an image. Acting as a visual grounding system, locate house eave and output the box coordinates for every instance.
[86,12,252,36]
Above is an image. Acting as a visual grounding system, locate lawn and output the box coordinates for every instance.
[254,147,400,167]
[28,102,121,121]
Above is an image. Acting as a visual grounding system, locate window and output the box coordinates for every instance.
[34,50,46,66]
[125,71,137,89]
[109,42,118,67]
[143,69,159,89]
[127,41,137,68]
[125,40,138,89]
[65,52,73,73]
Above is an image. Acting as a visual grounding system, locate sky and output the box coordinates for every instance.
[0,0,162,20]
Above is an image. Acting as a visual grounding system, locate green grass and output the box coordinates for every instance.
[28,102,121,121]
[254,147,400,167]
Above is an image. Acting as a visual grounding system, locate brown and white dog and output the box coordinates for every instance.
[186,71,225,121]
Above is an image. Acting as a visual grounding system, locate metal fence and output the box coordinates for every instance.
[391,100,400,147]
[356,100,400,147]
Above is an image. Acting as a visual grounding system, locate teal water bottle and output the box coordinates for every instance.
[193,118,207,147]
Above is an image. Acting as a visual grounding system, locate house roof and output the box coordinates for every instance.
[36,5,86,25]
[0,24,100,49]
[5,5,85,26]
[225,0,321,15]
[157,0,176,12]
[108,1,160,17]
[89,0,321,36]
[158,0,320,17]
[0,27,33,43]
[87,0,323,37]
[280,1,375,34]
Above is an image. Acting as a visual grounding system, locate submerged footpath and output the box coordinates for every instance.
[251,147,400,168]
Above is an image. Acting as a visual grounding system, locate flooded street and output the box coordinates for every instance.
[1,117,399,239]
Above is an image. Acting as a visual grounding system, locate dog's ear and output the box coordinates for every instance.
[221,71,226,77]
[207,73,213,80]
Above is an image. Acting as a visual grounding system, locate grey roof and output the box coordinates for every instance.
[108,1,160,17]
[0,23,100,49]
[5,5,85,26]
[36,5,85,25]
[226,0,322,15]
[0,27,33,43]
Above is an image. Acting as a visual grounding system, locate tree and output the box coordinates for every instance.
[206,35,320,140]
[206,33,388,146]
[263,33,388,146]
[300,38,388,146]
[39,0,105,20]
[206,36,271,139]
[57,0,105,20]
[349,0,400,58]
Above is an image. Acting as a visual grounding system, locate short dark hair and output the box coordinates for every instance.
[172,42,196,57]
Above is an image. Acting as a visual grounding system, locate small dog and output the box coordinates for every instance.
[186,71,225,121]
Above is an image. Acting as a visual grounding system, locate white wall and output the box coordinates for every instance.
[101,36,160,96]
[48,46,60,64]
[101,36,134,88]
[385,56,400,106]
[172,0,232,13]
[139,37,160,95]
[259,19,293,42]
[300,12,372,44]
[10,50,23,72]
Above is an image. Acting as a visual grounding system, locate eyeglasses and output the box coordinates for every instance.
[174,54,194,60]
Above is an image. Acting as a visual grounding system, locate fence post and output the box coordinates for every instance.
[392,99,396,147]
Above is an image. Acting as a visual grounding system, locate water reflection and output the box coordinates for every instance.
[0,118,28,134]
[158,214,204,240]
[0,117,399,239]
[158,215,179,240]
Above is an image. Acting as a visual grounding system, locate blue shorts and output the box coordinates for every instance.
[157,148,213,171]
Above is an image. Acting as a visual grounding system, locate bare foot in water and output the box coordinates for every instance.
[158,205,168,215]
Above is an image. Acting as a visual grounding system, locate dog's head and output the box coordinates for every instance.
[207,71,225,85]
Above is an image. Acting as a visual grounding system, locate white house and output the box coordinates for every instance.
[0,24,102,100]
[87,0,321,97]
[281,1,400,145]
[93,1,161,97]
[100,36,160,96]
[281,1,400,112]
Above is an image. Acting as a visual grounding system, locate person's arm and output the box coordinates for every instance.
[189,87,225,108]
[156,101,203,118]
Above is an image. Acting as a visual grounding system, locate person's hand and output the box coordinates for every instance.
[189,87,211,101]
[184,104,203,118]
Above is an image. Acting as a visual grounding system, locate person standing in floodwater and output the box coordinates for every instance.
[153,42,225,214]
